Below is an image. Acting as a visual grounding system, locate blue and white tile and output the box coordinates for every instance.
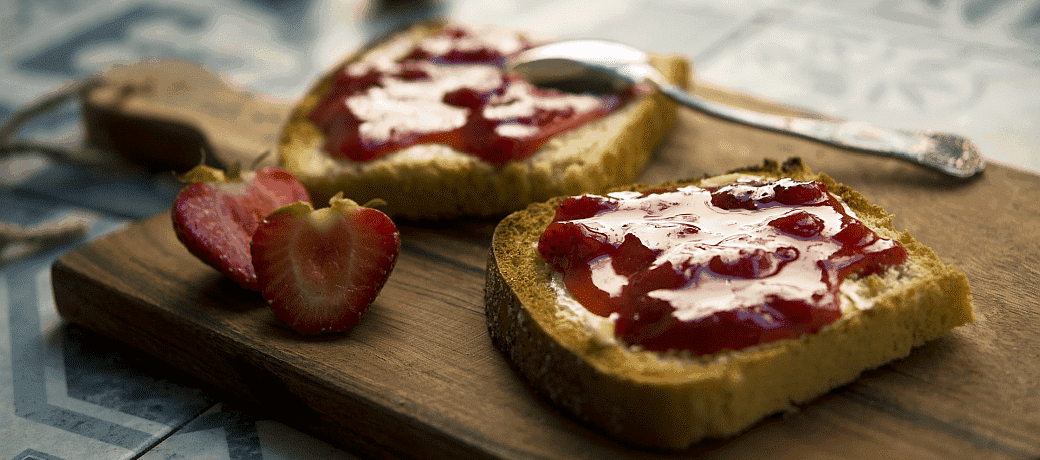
[694,0,1040,171]
[447,0,795,60]
[139,404,360,460]
[2,0,330,101]
[0,203,205,460]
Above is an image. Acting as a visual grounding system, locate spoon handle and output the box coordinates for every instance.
[648,79,986,178]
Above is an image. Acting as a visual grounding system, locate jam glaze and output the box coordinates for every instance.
[308,25,632,165]
[537,178,909,355]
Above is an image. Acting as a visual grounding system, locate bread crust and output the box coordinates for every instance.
[278,21,690,219]
[484,158,974,450]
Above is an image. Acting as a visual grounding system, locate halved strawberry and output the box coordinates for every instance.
[250,194,401,335]
[171,164,311,290]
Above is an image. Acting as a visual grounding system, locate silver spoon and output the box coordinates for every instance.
[509,39,985,179]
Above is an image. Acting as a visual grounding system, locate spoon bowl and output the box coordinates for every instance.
[510,39,986,179]
[509,40,651,94]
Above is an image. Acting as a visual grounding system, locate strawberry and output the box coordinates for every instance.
[250,194,401,335]
[171,164,311,290]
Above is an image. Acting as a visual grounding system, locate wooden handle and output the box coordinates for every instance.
[83,59,292,172]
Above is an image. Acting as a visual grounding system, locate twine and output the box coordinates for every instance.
[0,78,111,167]
[0,78,111,264]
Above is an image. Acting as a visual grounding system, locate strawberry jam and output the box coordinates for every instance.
[308,25,631,165]
[537,178,909,355]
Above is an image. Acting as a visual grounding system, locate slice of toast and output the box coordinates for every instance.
[278,21,690,220]
[484,158,973,450]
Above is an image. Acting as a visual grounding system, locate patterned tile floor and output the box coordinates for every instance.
[2,0,1038,458]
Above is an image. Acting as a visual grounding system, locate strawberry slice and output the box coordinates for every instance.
[171,164,311,290]
[250,194,401,335]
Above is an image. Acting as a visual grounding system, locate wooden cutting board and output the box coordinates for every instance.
[53,59,1040,460]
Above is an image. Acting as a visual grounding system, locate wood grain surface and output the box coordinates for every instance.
[52,59,1040,459]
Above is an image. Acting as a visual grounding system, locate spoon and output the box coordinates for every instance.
[509,39,986,179]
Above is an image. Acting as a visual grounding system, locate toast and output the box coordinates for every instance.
[278,21,689,220]
[484,158,974,450]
